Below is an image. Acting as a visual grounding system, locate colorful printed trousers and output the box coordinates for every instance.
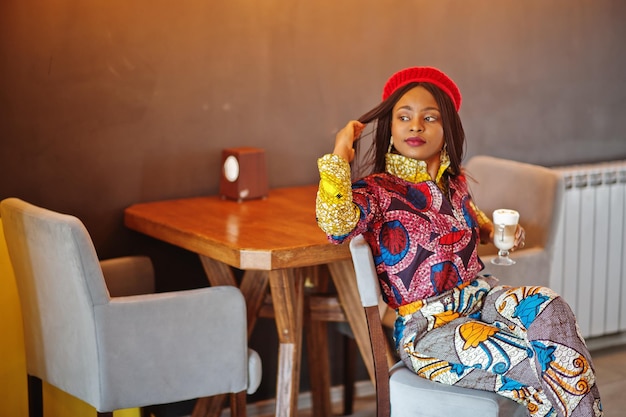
[395,276,603,417]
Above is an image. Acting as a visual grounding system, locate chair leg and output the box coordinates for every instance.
[27,374,43,417]
[230,391,247,417]
[342,335,357,416]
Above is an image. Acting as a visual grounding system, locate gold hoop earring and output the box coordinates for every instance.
[440,144,450,165]
[388,136,394,153]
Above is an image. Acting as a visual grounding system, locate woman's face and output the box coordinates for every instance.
[390,86,445,170]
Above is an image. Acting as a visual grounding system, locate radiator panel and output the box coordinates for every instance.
[550,161,626,338]
[605,180,623,334]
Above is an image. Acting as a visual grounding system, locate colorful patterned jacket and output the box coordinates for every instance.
[316,153,490,310]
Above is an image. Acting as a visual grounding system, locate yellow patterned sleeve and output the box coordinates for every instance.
[471,201,491,228]
[316,154,361,236]
[470,201,493,244]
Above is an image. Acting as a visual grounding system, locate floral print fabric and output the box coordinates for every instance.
[396,276,603,416]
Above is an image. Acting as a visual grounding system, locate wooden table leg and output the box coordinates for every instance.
[304,310,332,417]
[303,266,332,417]
[327,260,376,385]
[192,256,269,417]
[239,269,270,334]
[199,255,238,286]
[269,268,305,417]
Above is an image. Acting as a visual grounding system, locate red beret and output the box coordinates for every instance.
[382,66,462,111]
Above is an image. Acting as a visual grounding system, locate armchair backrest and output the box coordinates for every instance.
[465,156,564,286]
[348,235,380,308]
[0,197,108,405]
[465,155,563,255]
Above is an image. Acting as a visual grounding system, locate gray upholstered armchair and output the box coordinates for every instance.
[343,156,563,416]
[0,197,262,417]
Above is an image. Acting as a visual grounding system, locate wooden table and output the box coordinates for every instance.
[124,185,375,417]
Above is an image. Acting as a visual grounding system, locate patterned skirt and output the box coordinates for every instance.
[395,275,603,417]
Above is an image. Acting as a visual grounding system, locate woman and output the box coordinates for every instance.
[315,66,602,417]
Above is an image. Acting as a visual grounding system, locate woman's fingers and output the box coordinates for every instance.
[352,121,365,141]
[512,225,526,251]
[333,121,365,162]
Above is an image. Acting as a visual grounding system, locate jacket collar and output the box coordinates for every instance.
[385,152,450,187]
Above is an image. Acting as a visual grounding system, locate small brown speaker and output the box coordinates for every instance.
[219,147,269,202]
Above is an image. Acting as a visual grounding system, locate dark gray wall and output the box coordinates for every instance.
[2,0,625,403]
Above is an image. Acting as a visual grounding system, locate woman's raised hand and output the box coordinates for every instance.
[333,120,365,163]
[483,223,525,251]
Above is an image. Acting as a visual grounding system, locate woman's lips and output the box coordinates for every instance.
[405,137,426,146]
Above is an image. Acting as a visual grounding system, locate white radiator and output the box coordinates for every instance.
[550,160,626,339]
